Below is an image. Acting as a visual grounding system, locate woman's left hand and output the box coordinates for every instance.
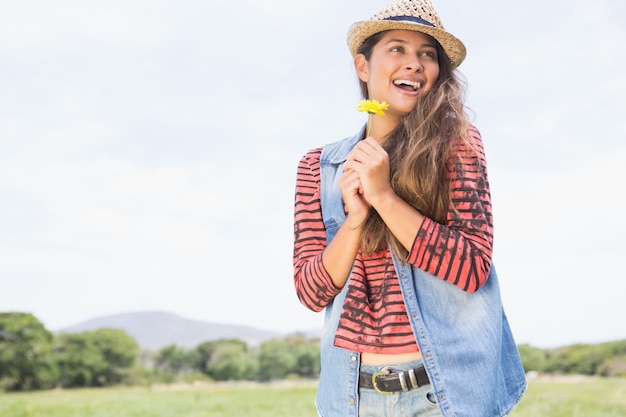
[343,137,394,208]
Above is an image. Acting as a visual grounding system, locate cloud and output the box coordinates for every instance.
[1,0,625,347]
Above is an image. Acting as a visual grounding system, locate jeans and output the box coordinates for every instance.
[358,359,443,417]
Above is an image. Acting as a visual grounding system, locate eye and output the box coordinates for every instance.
[419,50,437,60]
[390,45,405,53]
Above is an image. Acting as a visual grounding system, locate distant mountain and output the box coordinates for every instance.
[59,311,292,350]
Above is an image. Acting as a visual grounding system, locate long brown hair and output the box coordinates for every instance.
[356,31,471,258]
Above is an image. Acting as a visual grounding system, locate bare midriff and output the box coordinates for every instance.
[361,350,422,365]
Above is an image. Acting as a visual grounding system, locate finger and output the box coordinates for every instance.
[346,148,366,163]
[361,137,388,158]
[343,160,364,173]
[338,170,361,190]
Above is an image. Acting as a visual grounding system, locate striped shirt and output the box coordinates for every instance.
[293,127,494,354]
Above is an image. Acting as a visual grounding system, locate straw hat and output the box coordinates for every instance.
[347,0,466,68]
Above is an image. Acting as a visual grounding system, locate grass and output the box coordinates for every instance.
[0,377,624,417]
[510,376,626,417]
[0,381,320,417]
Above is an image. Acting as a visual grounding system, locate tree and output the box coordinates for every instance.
[293,339,321,378]
[55,328,139,387]
[55,332,106,387]
[517,344,548,373]
[90,328,139,384]
[195,339,256,381]
[598,355,626,377]
[154,344,198,378]
[258,339,296,381]
[207,342,256,381]
[0,312,58,391]
[545,344,605,375]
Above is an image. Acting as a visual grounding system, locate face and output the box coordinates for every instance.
[355,30,440,120]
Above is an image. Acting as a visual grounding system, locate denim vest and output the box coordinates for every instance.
[315,125,527,417]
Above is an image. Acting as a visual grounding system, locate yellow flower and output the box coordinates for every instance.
[357,99,389,116]
[357,99,388,137]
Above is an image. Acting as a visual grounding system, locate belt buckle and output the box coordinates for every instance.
[371,368,392,395]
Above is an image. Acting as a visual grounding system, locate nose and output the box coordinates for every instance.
[405,55,423,72]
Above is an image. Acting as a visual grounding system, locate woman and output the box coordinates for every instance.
[293,0,527,416]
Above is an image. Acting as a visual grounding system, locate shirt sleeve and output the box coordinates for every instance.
[293,148,342,312]
[406,127,494,293]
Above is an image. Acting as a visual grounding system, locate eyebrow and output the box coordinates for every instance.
[384,38,437,49]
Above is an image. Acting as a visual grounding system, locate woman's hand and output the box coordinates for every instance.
[338,166,370,230]
[343,137,394,209]
[344,137,425,254]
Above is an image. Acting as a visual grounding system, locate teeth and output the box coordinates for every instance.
[394,79,421,90]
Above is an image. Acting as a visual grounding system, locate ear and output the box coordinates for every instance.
[354,54,369,83]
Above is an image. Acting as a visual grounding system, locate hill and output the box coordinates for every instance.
[59,311,287,350]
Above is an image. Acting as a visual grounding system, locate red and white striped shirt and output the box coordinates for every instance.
[293,127,494,354]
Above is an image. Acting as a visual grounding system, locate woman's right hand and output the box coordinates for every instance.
[338,168,370,230]
[321,167,369,289]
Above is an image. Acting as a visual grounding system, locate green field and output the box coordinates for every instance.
[0,377,625,417]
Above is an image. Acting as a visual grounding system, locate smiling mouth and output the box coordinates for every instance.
[394,79,421,91]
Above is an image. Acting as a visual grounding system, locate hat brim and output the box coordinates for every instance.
[347,20,466,68]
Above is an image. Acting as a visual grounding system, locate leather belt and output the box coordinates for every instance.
[359,365,430,394]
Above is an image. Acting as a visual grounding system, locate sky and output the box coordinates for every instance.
[1,0,625,349]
